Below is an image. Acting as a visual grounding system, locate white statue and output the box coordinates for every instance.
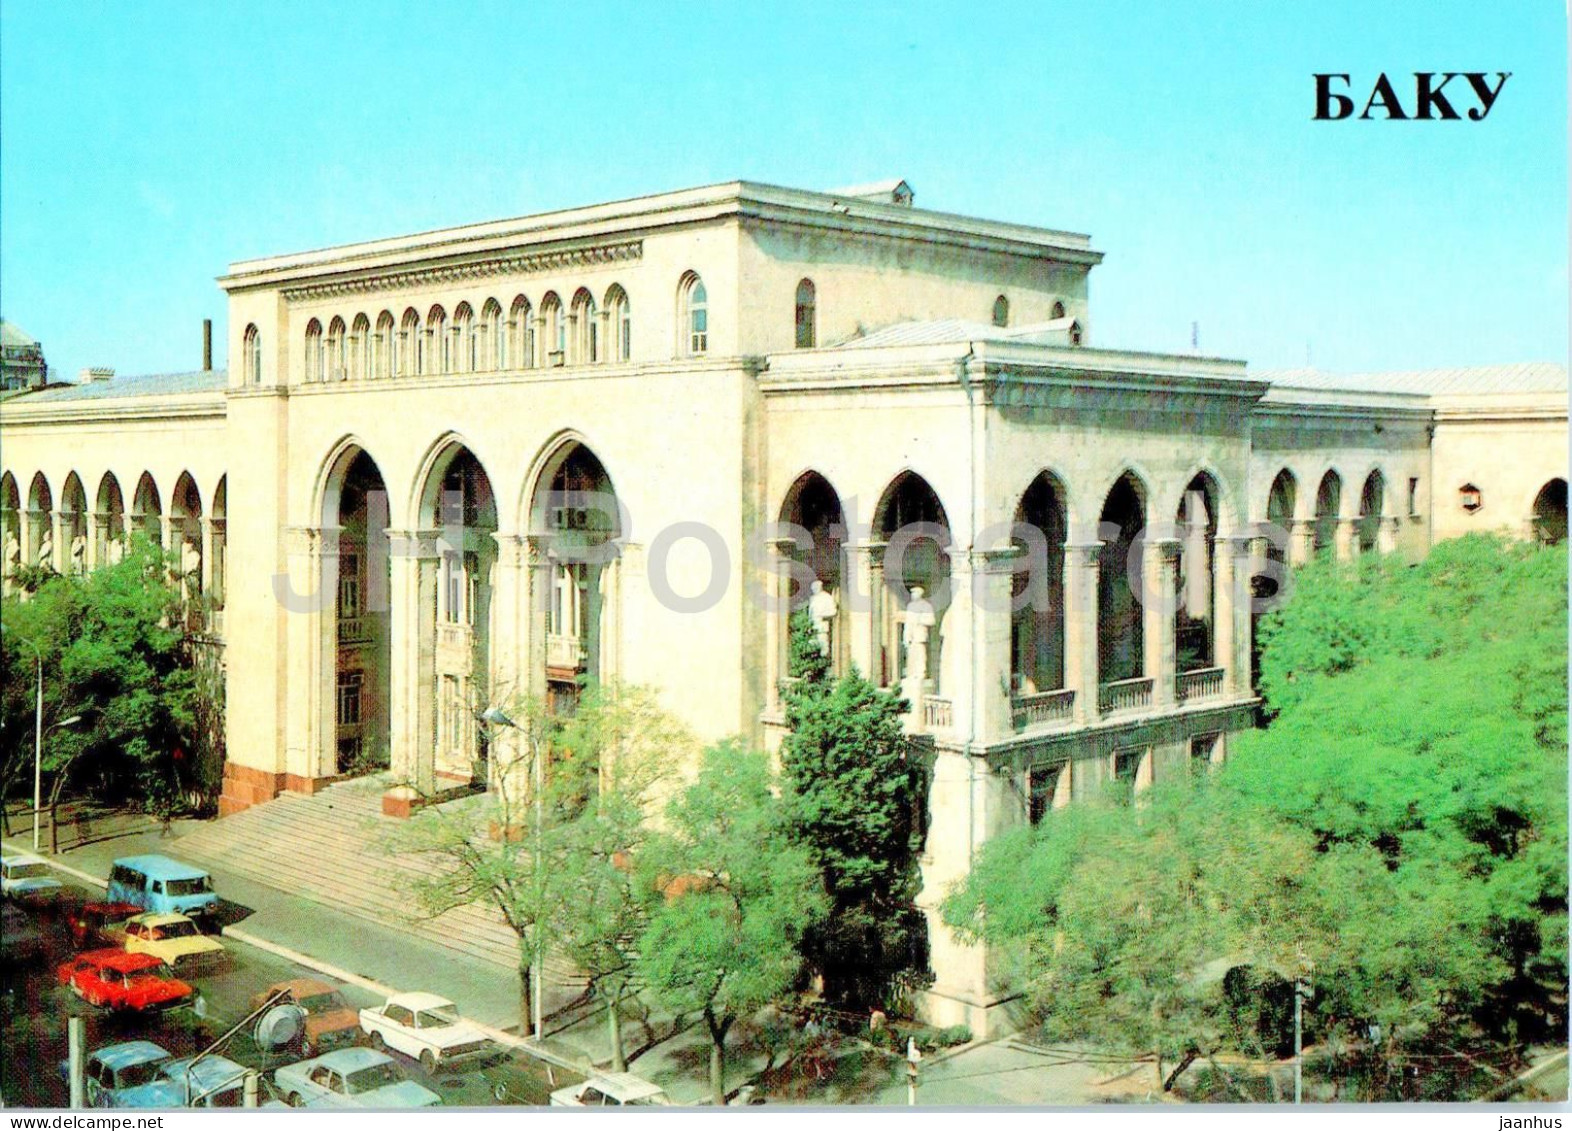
[37,531,53,569]
[900,585,936,649]
[3,531,19,577]
[70,534,87,575]
[182,539,202,580]
[808,579,838,656]
[107,537,125,565]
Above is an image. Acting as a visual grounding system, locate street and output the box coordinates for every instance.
[0,882,571,1108]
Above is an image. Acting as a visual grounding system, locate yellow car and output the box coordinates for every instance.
[109,912,228,977]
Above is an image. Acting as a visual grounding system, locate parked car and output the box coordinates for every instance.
[550,1072,671,1107]
[358,992,497,1072]
[56,949,198,1014]
[252,979,360,1057]
[1,851,63,904]
[482,1053,584,1105]
[57,1041,175,1108]
[273,1047,442,1108]
[156,1055,251,1108]
[1,903,44,964]
[68,901,144,949]
[103,912,227,976]
[105,855,217,920]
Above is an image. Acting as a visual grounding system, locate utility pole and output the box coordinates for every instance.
[1294,957,1314,1104]
[68,1016,85,1108]
[906,1037,921,1107]
[33,651,42,851]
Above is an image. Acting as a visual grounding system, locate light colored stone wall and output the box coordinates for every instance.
[1429,394,1568,542]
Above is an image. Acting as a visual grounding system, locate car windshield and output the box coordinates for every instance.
[164,877,211,896]
[300,992,347,1013]
[414,1007,459,1028]
[11,862,49,879]
[132,966,175,983]
[118,1061,167,1089]
[345,1064,403,1093]
[156,920,199,939]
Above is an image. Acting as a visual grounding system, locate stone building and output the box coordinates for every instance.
[1,179,1565,1031]
[1,320,49,390]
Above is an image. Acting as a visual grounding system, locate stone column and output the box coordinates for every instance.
[1142,539,1180,707]
[1062,542,1101,724]
[950,548,1019,744]
[387,529,438,798]
[207,519,226,607]
[490,534,527,707]
[1334,516,1358,562]
[1289,518,1316,566]
[845,541,886,683]
[54,511,74,574]
[90,513,111,569]
[765,537,796,713]
[1379,515,1400,555]
[522,535,553,702]
[281,526,330,786]
[1214,534,1253,697]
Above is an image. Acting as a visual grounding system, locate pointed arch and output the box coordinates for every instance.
[305,318,324,382]
[873,470,952,691]
[1098,470,1148,684]
[604,285,631,362]
[1358,468,1387,554]
[1532,478,1567,545]
[795,278,817,348]
[480,299,503,372]
[350,313,371,380]
[131,472,163,547]
[1313,470,1343,556]
[678,272,707,356]
[571,287,599,364]
[540,292,565,365]
[508,295,533,369]
[1012,471,1070,696]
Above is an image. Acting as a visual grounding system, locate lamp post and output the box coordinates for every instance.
[480,705,544,1041]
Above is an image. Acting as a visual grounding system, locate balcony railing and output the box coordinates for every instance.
[436,623,472,652]
[1176,666,1226,705]
[922,696,953,731]
[337,616,371,644]
[1011,688,1076,731]
[1098,676,1153,715]
[547,633,585,671]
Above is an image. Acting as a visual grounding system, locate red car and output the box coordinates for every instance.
[57,949,197,1014]
[69,902,144,949]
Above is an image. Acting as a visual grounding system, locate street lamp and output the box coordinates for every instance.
[479,705,545,1042]
[2,624,82,852]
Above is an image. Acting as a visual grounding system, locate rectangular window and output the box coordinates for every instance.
[338,554,361,619]
[337,671,363,727]
[1028,764,1065,825]
[1113,747,1145,804]
[1407,477,1419,517]
[444,555,462,624]
[1190,731,1221,771]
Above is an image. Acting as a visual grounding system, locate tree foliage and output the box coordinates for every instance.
[637,740,824,1105]
[945,536,1567,1098]
[1,537,196,820]
[780,608,929,1010]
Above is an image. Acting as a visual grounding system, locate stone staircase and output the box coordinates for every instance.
[173,774,574,983]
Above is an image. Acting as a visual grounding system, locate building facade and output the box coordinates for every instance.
[1,180,1565,1031]
[1,320,49,390]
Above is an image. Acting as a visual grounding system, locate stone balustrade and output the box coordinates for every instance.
[1011,688,1076,731]
[1176,666,1225,705]
[1098,676,1153,715]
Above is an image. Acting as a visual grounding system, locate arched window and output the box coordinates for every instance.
[1051,300,1066,320]
[399,309,420,376]
[244,324,261,385]
[681,273,708,356]
[325,317,346,380]
[605,285,631,362]
[305,319,323,383]
[1069,321,1084,347]
[425,306,447,374]
[571,288,598,364]
[542,293,564,365]
[350,314,370,380]
[480,299,501,372]
[508,296,532,369]
[991,294,1009,328]
[795,278,817,348]
[453,303,474,373]
[374,312,394,378]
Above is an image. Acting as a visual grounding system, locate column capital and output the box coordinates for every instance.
[1142,536,1183,562]
[963,544,1025,575]
[385,528,444,560]
[490,531,528,569]
[1063,540,1103,564]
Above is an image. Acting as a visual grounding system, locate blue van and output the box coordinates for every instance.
[106,855,218,920]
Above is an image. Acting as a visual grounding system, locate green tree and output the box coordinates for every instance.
[780,609,929,1010]
[637,741,825,1105]
[394,682,690,1039]
[1,537,196,834]
[945,536,1567,1099]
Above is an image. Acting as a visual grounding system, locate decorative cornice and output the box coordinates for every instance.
[280,240,643,303]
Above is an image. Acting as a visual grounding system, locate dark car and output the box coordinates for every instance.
[69,902,144,949]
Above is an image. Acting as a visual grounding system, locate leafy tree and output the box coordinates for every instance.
[637,741,825,1105]
[780,609,929,1010]
[394,682,690,1038]
[1,537,196,835]
[945,535,1567,1099]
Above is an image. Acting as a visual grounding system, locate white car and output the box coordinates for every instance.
[550,1072,671,1107]
[0,851,62,903]
[273,1047,441,1108]
[357,992,496,1073]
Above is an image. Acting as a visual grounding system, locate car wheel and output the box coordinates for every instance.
[420,1050,437,1074]
[492,1081,509,1103]
[369,1031,384,1051]
[287,1093,304,1108]
[301,1040,315,1058]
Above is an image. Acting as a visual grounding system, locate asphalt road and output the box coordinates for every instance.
[1,884,571,1109]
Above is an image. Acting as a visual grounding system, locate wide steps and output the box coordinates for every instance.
[173,779,581,982]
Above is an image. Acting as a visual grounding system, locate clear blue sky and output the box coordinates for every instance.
[2,1,1566,380]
